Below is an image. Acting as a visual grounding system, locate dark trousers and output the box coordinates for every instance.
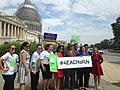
[75,69,79,85]
[64,69,75,89]
[31,72,39,90]
[78,68,90,88]
[13,73,16,81]
[2,74,15,90]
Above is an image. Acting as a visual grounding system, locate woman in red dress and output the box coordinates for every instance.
[54,45,64,90]
[91,47,104,90]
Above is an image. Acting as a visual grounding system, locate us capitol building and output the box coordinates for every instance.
[0,0,42,44]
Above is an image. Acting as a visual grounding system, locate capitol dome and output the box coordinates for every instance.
[15,0,42,32]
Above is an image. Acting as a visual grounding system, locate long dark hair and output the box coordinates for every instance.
[56,45,64,56]
[66,43,73,50]
[45,44,52,50]
[21,42,29,51]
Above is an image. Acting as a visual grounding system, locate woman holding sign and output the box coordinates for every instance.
[78,46,90,90]
[40,44,53,90]
[54,45,64,90]
[91,47,104,90]
[0,44,18,90]
[64,43,75,90]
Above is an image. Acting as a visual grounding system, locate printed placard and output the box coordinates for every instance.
[58,56,92,69]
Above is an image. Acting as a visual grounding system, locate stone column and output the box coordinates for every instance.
[7,24,10,36]
[21,28,23,39]
[16,27,17,37]
[0,21,2,36]
[14,26,16,37]
[22,29,25,40]
[11,25,13,36]
[17,27,20,40]
[19,27,22,39]
[4,22,6,36]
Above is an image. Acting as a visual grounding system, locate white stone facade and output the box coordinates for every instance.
[0,12,27,44]
[0,12,42,44]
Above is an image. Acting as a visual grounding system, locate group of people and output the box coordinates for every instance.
[0,42,104,90]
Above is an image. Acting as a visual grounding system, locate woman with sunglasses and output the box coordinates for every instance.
[18,42,30,90]
[40,44,53,90]
[30,44,43,90]
[0,44,18,90]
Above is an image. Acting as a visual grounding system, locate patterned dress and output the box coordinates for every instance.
[18,50,30,83]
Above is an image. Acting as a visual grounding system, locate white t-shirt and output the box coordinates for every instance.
[40,51,53,65]
[1,52,18,75]
[14,54,19,73]
[30,51,41,72]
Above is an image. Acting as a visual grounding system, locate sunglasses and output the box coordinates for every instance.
[11,48,16,50]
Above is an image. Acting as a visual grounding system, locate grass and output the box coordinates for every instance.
[112,82,120,87]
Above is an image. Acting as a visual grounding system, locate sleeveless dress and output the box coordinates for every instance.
[54,53,64,78]
[18,50,30,83]
[91,54,104,76]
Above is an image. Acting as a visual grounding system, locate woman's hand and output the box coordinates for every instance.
[42,66,46,72]
[25,69,29,76]
[33,70,36,75]
[3,67,9,71]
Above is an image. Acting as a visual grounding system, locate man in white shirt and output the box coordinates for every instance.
[30,44,43,90]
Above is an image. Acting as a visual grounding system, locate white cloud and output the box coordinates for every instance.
[0,0,119,44]
[71,0,120,19]
[42,18,64,32]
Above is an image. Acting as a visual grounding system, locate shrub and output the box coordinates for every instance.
[0,42,37,57]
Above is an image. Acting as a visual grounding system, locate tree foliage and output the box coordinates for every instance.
[111,16,120,48]
[91,39,111,49]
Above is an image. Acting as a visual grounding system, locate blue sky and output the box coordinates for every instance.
[0,0,120,45]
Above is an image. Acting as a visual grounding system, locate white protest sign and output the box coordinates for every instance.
[58,56,92,69]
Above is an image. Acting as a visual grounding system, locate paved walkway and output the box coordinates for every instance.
[0,60,120,90]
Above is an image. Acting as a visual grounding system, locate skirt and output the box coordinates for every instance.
[54,69,63,78]
[41,64,52,79]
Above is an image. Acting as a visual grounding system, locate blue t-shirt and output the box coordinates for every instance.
[76,50,81,56]
[80,53,89,56]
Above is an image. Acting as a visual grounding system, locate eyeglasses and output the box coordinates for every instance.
[11,48,16,50]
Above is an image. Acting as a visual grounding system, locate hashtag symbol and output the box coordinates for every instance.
[60,61,63,65]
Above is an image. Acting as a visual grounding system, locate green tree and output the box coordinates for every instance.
[111,16,120,48]
[94,43,102,49]
[100,39,110,49]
